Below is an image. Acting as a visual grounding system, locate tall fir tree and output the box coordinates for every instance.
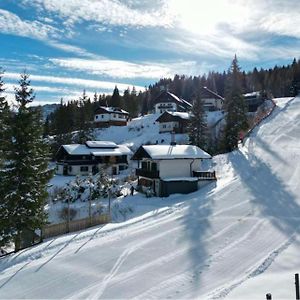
[0,68,13,247]
[2,72,53,250]
[111,86,121,107]
[187,95,208,150]
[223,55,248,152]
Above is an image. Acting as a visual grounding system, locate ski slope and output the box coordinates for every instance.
[1,97,300,299]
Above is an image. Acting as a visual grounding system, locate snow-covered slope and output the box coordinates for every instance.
[1,97,300,299]
[93,113,189,150]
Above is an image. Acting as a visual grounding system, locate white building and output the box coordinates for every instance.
[200,87,224,111]
[56,141,132,176]
[153,91,192,114]
[155,111,190,133]
[94,106,129,127]
[132,144,215,197]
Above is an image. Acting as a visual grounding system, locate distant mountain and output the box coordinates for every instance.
[32,103,60,120]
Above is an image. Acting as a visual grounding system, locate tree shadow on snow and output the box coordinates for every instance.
[177,182,216,292]
[229,149,300,237]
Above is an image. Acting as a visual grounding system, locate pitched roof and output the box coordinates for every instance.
[85,141,117,149]
[61,141,132,156]
[95,106,129,115]
[132,144,211,160]
[156,111,190,122]
[154,91,192,109]
[200,87,224,100]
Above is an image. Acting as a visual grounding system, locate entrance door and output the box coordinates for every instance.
[63,165,68,176]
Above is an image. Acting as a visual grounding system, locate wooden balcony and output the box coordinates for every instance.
[193,171,216,180]
[136,168,160,179]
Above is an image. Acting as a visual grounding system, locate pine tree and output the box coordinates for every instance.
[187,95,208,150]
[111,86,121,107]
[0,68,13,247]
[223,56,248,152]
[75,90,93,143]
[3,72,53,250]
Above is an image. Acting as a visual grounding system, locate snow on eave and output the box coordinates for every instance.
[85,140,117,149]
[142,144,211,160]
[62,143,132,156]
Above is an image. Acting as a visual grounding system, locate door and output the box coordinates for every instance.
[63,165,68,176]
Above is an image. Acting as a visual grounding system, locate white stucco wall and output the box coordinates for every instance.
[94,113,126,123]
[203,98,223,110]
[158,159,202,178]
[159,121,178,132]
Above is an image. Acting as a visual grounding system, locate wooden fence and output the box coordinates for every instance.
[42,214,111,239]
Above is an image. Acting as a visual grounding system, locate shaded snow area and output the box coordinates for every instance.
[93,113,189,151]
[1,97,300,299]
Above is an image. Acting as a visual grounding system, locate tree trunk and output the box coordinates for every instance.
[14,232,21,252]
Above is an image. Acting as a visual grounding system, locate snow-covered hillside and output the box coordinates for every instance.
[1,97,300,299]
[93,113,189,150]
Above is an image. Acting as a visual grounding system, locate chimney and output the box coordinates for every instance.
[170,131,176,146]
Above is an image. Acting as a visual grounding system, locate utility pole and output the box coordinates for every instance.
[67,195,70,233]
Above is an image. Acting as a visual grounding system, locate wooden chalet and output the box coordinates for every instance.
[56,141,132,176]
[153,91,192,114]
[132,144,216,197]
[155,111,190,133]
[200,87,224,111]
[94,106,129,127]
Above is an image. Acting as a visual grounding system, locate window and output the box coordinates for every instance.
[151,162,157,171]
[141,161,147,169]
[80,166,89,172]
[113,114,116,118]
[163,124,167,128]
[101,115,104,118]
[95,115,98,119]
[68,166,72,172]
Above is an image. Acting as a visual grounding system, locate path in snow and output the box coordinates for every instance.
[0,97,300,299]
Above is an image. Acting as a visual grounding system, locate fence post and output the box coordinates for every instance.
[295,273,300,300]
[266,293,272,299]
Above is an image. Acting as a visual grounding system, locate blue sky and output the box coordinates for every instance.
[1,0,300,105]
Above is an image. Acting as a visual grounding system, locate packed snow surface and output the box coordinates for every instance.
[1,97,300,299]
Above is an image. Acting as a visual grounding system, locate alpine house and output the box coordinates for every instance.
[56,141,132,176]
[132,144,216,197]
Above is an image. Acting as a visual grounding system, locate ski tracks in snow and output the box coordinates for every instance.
[208,233,297,299]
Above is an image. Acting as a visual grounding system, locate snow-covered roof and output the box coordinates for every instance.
[95,106,129,114]
[92,145,132,156]
[201,87,224,100]
[86,141,117,148]
[63,144,91,155]
[168,111,190,119]
[62,143,132,156]
[244,91,260,97]
[141,145,211,160]
[154,91,192,109]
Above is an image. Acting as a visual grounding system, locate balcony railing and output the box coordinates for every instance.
[136,168,159,179]
[193,171,216,180]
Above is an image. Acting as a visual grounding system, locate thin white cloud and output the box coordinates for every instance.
[0,9,96,58]
[21,0,173,28]
[4,72,145,92]
[0,8,59,40]
[47,41,98,58]
[49,57,210,78]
